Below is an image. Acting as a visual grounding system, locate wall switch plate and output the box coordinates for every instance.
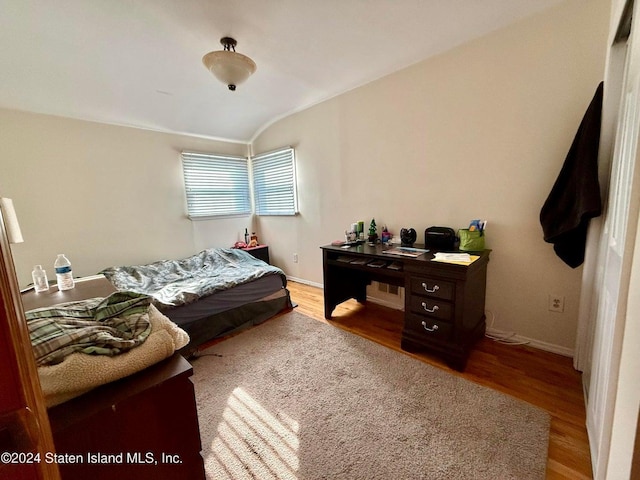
[293,253,298,263]
[549,294,565,313]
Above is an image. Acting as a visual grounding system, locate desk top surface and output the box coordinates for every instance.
[321,243,490,265]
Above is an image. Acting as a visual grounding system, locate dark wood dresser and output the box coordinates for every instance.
[21,276,206,480]
[321,244,490,370]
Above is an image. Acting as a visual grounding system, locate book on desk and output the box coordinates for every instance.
[382,246,430,258]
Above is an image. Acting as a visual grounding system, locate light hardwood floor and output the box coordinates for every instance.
[284,280,592,479]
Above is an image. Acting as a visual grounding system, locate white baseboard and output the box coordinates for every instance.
[521,336,574,357]
[286,276,323,289]
[366,295,404,311]
[487,330,574,357]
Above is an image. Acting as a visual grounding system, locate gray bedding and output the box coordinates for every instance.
[101,248,286,310]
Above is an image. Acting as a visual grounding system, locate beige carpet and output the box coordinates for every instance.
[191,311,550,479]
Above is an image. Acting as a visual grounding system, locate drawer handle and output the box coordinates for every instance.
[421,282,440,293]
[421,302,439,313]
[421,321,439,332]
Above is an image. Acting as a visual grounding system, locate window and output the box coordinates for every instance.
[181,152,250,218]
[251,147,298,216]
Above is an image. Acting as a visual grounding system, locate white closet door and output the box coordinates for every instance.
[587,2,640,475]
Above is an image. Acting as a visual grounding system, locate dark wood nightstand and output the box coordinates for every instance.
[241,244,270,264]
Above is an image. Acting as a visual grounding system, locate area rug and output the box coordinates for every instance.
[191,311,550,479]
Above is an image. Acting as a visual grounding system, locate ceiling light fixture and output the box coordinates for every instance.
[202,37,256,91]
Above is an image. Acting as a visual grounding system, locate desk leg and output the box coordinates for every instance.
[323,263,339,319]
[323,264,368,319]
[324,298,335,319]
[324,281,367,318]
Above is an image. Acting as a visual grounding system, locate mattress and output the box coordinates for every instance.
[166,275,292,352]
[101,249,293,353]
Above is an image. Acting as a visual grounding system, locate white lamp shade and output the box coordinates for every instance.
[0,198,24,244]
[202,50,257,87]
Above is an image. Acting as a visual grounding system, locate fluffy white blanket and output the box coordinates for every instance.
[38,304,189,407]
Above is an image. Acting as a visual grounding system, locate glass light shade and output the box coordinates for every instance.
[202,50,257,88]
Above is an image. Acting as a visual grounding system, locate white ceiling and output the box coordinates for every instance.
[0,0,566,143]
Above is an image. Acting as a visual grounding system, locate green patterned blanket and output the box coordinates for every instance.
[100,248,286,309]
[26,291,152,366]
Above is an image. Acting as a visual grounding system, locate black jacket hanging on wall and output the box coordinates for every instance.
[540,82,603,268]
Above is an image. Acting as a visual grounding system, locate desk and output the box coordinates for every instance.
[321,244,490,370]
[21,276,206,479]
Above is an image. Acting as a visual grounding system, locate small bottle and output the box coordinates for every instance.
[54,254,74,291]
[244,228,249,244]
[31,265,49,293]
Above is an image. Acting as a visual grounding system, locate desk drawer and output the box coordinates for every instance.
[404,314,452,342]
[408,296,453,322]
[410,277,454,301]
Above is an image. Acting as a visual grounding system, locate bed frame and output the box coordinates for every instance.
[168,274,292,355]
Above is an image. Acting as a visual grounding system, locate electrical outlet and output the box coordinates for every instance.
[549,294,565,313]
[293,253,298,263]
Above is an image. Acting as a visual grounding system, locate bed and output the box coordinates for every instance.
[100,247,293,354]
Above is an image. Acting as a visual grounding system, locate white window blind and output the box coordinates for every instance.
[181,152,251,218]
[252,147,298,216]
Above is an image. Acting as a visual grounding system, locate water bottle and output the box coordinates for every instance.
[54,254,74,291]
[31,265,49,293]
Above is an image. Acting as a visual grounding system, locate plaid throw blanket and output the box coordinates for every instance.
[26,291,153,366]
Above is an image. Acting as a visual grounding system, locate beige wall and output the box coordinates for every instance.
[253,0,609,351]
[0,0,609,352]
[0,110,251,286]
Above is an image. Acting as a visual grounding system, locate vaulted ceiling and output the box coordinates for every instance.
[0,0,565,142]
